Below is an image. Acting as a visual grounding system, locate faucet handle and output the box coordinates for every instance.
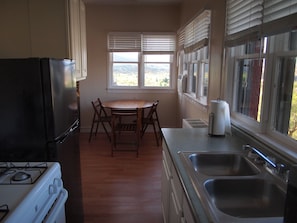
[242,144,252,151]
[276,163,288,175]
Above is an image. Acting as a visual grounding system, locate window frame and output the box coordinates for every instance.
[182,47,209,106]
[225,33,297,158]
[109,52,140,88]
[225,0,297,159]
[176,10,211,105]
[107,32,176,91]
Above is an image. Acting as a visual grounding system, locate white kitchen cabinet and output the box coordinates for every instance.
[69,0,87,80]
[0,0,87,80]
[79,0,87,80]
[162,142,197,223]
[161,149,172,223]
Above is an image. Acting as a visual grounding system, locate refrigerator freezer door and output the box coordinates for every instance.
[41,59,78,140]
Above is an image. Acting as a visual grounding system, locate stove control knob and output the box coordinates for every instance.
[48,184,57,195]
[54,178,63,188]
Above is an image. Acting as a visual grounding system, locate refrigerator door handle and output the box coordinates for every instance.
[69,119,79,134]
[54,120,79,144]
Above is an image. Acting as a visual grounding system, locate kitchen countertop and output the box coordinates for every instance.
[161,127,247,223]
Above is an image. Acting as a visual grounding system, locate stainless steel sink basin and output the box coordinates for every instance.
[179,151,287,222]
[188,153,259,176]
[204,178,286,218]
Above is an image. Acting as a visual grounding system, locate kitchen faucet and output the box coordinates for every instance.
[242,144,288,179]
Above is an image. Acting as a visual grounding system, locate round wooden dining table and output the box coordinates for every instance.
[101,99,154,110]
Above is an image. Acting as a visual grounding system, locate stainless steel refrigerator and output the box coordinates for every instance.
[0,58,84,223]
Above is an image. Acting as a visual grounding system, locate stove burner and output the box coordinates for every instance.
[11,172,31,181]
[0,162,48,185]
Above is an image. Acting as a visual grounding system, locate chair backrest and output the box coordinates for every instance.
[91,98,109,118]
[91,99,100,116]
[97,98,110,117]
[146,100,159,120]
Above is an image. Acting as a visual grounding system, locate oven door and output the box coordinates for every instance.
[42,188,68,223]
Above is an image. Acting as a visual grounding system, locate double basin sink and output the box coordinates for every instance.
[179,152,286,223]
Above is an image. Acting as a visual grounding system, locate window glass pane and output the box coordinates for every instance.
[112,63,138,86]
[112,52,138,86]
[144,63,170,87]
[187,62,197,94]
[202,62,209,97]
[144,54,171,87]
[235,58,265,122]
[290,31,297,51]
[113,52,138,62]
[245,39,266,54]
[144,54,170,62]
[274,57,297,140]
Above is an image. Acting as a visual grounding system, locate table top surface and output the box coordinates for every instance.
[102,100,154,109]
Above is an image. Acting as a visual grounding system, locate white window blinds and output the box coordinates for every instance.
[108,32,141,52]
[142,34,176,52]
[108,32,176,52]
[177,29,185,50]
[225,0,297,45]
[225,0,263,36]
[264,0,297,23]
[262,0,297,35]
[178,10,211,52]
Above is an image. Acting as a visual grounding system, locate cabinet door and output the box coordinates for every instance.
[0,0,67,58]
[69,0,82,79]
[79,0,87,79]
[169,191,181,223]
[183,195,197,223]
[161,160,170,223]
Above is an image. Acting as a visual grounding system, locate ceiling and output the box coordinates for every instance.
[83,0,182,5]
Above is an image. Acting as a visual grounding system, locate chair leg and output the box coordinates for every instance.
[111,116,117,157]
[141,123,148,138]
[88,114,96,142]
[101,122,111,141]
[155,115,162,144]
[152,122,160,146]
[94,120,100,137]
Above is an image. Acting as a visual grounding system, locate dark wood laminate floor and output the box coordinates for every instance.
[79,132,163,223]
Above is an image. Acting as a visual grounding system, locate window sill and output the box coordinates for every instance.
[184,93,208,107]
[232,119,297,164]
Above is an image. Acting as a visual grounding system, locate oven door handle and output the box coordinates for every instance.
[41,188,68,223]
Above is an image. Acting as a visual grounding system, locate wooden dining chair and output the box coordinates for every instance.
[141,100,162,146]
[89,98,112,142]
[111,108,142,157]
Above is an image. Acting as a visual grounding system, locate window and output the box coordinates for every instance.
[107,32,176,89]
[177,10,211,105]
[229,33,297,141]
[274,55,297,139]
[182,47,209,104]
[225,0,297,152]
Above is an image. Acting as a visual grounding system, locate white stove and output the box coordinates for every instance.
[0,162,68,223]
